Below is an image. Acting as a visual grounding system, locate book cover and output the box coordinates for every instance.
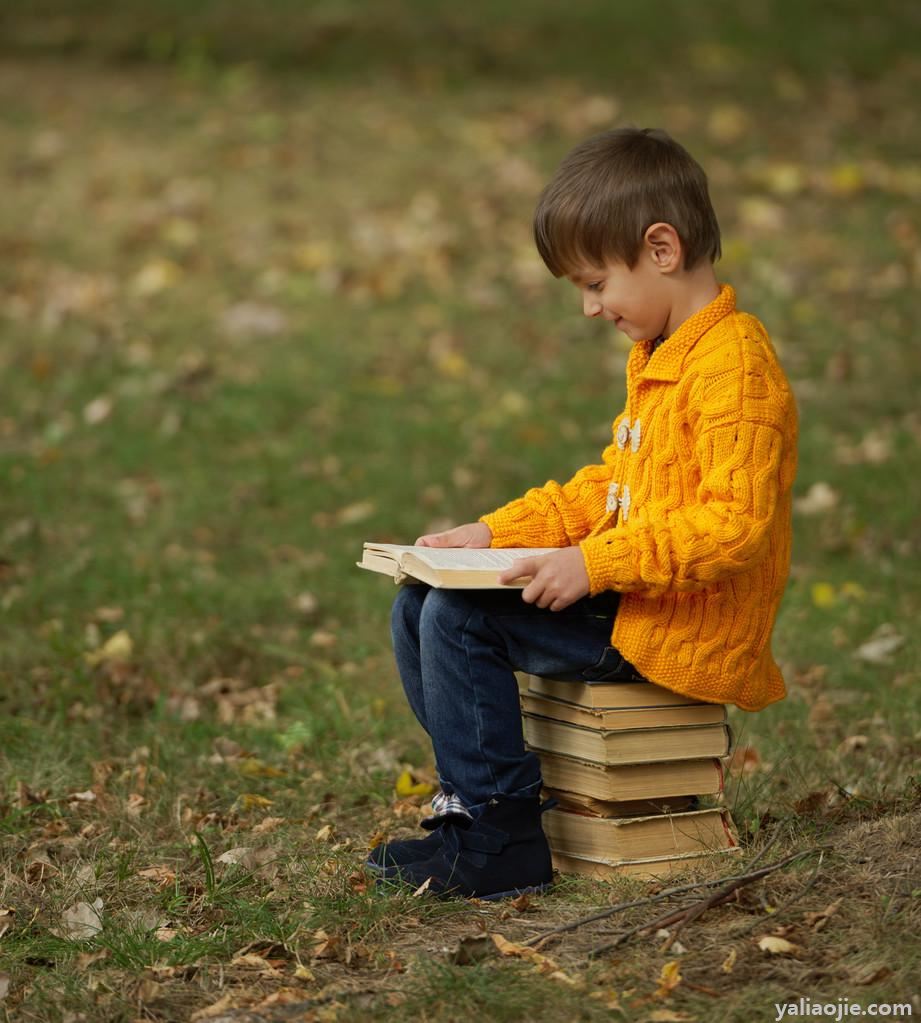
[521,691,726,731]
[536,750,725,801]
[523,714,733,765]
[543,806,739,862]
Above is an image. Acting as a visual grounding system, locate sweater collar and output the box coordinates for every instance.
[636,284,736,383]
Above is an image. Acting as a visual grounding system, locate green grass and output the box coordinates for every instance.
[1,3,921,1020]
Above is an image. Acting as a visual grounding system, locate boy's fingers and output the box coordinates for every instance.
[499,557,538,586]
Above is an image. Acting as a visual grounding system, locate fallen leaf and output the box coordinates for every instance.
[394,769,436,798]
[0,974,9,1002]
[238,758,287,779]
[647,1010,694,1022]
[721,947,737,973]
[837,734,868,755]
[450,935,494,966]
[810,582,837,609]
[231,793,274,812]
[794,482,838,515]
[757,935,801,956]
[854,626,904,664]
[655,960,682,998]
[83,396,113,425]
[138,865,176,887]
[57,898,104,940]
[335,500,376,526]
[132,259,181,297]
[217,847,252,866]
[220,302,288,338]
[190,993,242,1021]
[804,897,842,931]
[84,630,133,667]
[853,964,892,986]
[728,745,760,774]
[251,816,286,835]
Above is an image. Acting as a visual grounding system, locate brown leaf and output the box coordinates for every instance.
[853,964,892,986]
[56,898,104,940]
[137,865,176,888]
[450,935,494,966]
[728,745,760,774]
[804,898,843,931]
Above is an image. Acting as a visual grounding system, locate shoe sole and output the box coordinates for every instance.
[372,872,553,900]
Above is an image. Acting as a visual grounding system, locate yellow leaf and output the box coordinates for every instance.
[394,770,435,798]
[238,759,287,779]
[757,935,801,955]
[840,581,866,600]
[721,947,737,973]
[827,164,864,196]
[132,259,182,297]
[232,794,274,812]
[707,104,748,143]
[655,959,682,998]
[84,630,133,666]
[810,582,837,608]
[490,932,567,977]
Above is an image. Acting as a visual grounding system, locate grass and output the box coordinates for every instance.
[1,3,920,1020]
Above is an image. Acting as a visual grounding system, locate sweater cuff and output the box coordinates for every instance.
[479,500,557,549]
[579,532,635,595]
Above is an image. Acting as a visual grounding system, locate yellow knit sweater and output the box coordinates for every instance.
[480,285,798,711]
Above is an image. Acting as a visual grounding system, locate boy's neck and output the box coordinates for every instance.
[663,265,720,339]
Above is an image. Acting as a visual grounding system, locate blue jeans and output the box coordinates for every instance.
[390,584,644,816]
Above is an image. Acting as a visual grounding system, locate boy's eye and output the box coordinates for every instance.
[586,282,603,292]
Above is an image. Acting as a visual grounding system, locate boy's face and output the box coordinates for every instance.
[567,256,672,342]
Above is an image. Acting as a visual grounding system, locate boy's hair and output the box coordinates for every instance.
[534,127,721,276]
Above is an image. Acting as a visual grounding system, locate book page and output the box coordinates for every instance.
[401,545,559,571]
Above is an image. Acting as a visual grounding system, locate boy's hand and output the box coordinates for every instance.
[498,547,591,612]
[415,522,493,548]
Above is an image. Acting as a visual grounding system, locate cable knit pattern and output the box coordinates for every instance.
[480,285,798,711]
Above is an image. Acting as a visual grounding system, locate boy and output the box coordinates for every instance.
[368,127,798,900]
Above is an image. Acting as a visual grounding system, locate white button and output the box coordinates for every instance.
[620,484,631,522]
[616,419,631,450]
[631,418,642,453]
[606,482,619,513]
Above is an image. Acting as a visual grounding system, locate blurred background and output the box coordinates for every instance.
[0,1,920,1013]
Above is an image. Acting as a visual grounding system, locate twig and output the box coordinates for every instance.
[588,848,820,959]
[525,845,809,949]
[733,850,825,936]
[743,830,781,872]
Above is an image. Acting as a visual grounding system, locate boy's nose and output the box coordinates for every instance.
[583,294,602,317]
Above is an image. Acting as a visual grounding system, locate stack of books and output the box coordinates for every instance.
[518,673,741,880]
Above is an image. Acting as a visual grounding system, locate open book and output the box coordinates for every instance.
[357,542,561,588]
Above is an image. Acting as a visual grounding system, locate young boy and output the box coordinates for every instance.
[368,127,798,900]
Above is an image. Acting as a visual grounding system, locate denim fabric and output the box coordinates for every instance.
[390,584,643,815]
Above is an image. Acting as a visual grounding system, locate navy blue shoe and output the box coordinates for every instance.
[365,812,470,876]
[381,795,555,901]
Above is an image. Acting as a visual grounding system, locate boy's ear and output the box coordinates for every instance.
[643,223,683,273]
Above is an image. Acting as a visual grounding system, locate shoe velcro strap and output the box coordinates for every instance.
[455,822,509,854]
[420,812,473,832]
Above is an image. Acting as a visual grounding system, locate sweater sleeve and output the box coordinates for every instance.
[479,443,617,548]
[579,412,791,597]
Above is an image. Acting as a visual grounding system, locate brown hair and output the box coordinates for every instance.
[533,127,721,275]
